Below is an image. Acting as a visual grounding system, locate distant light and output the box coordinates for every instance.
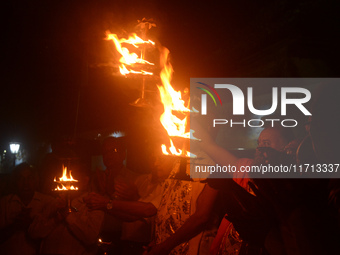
[4,150,6,153]
[10,143,20,154]
[237,148,245,150]
[109,131,125,138]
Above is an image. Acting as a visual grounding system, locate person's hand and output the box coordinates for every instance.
[114,180,140,201]
[83,192,110,210]
[190,118,214,147]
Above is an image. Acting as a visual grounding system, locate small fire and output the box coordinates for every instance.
[158,47,196,157]
[106,32,155,76]
[54,166,79,191]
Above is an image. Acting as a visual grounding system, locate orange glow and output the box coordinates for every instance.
[158,47,196,158]
[54,166,79,191]
[161,139,182,156]
[54,184,78,191]
[106,32,155,76]
[106,21,196,158]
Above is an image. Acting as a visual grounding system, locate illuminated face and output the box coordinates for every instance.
[102,140,126,169]
[257,128,287,151]
[255,128,289,164]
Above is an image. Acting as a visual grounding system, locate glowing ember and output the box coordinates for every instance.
[106,32,155,76]
[54,166,79,191]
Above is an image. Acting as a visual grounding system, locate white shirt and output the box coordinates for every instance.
[121,174,164,243]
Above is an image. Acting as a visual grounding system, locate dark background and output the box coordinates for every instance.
[0,0,339,162]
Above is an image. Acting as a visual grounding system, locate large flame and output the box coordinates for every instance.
[54,166,79,191]
[158,47,196,157]
[106,22,196,158]
[106,32,155,76]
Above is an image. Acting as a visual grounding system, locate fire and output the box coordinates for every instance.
[106,20,196,157]
[161,139,194,158]
[54,184,78,191]
[157,47,196,157]
[54,166,79,191]
[106,32,155,76]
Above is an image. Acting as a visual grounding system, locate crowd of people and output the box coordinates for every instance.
[0,86,339,255]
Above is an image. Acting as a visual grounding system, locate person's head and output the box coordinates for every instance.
[257,127,294,151]
[68,163,91,191]
[12,163,38,201]
[255,127,295,164]
[102,137,126,170]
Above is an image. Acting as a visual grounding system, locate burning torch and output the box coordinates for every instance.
[53,166,79,213]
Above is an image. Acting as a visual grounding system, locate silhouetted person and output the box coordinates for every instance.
[194,123,296,254]
[36,164,104,255]
[0,163,55,255]
[92,136,146,252]
[95,136,140,200]
[85,151,175,255]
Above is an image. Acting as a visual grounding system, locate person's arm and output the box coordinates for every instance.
[108,200,157,221]
[145,184,219,255]
[84,192,157,221]
[201,141,239,166]
[193,119,239,166]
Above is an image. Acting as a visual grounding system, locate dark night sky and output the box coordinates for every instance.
[0,0,339,150]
